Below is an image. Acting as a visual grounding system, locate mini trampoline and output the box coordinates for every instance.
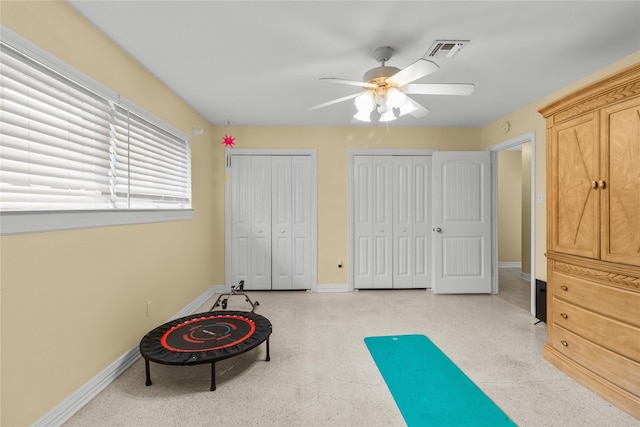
[139,310,272,391]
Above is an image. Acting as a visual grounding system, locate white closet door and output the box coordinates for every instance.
[227,150,316,291]
[271,156,311,290]
[392,156,432,288]
[412,156,432,288]
[231,155,252,286]
[354,156,393,288]
[372,156,393,288]
[393,156,413,288]
[354,156,374,288]
[291,156,311,289]
[249,156,272,290]
[271,156,292,289]
[231,155,272,290]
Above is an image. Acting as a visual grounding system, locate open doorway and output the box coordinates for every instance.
[490,132,536,315]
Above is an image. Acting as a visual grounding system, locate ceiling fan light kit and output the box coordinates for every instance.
[310,45,475,123]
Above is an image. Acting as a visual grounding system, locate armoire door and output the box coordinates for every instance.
[601,97,640,267]
[549,112,599,259]
[230,154,312,290]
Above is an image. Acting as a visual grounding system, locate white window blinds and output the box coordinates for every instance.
[0,38,191,212]
[127,112,191,209]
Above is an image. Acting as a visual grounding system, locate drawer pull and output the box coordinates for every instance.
[560,313,568,319]
[560,285,568,291]
[560,340,568,347]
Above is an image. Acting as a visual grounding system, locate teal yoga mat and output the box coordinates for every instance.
[364,334,515,427]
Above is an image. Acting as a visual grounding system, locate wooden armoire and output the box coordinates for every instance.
[539,62,640,418]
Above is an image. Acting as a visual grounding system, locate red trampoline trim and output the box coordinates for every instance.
[160,314,257,352]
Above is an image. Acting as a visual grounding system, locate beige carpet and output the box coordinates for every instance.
[65,290,638,426]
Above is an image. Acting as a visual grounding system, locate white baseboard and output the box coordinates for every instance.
[32,284,220,427]
[520,272,531,281]
[315,283,349,292]
[498,262,522,268]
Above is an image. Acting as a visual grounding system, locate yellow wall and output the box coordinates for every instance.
[480,50,640,281]
[219,126,480,285]
[0,2,221,425]
[497,150,522,263]
[1,1,638,425]
[0,3,480,425]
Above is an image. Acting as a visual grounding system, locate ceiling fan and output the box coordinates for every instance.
[308,46,475,123]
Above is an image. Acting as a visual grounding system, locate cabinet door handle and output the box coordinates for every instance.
[560,285,568,291]
[597,180,606,189]
[560,340,568,347]
[591,181,597,189]
[560,313,568,319]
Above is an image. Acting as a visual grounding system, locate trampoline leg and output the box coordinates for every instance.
[265,338,271,362]
[145,359,152,386]
[210,362,216,391]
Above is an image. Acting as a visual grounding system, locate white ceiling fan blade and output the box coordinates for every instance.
[399,96,429,118]
[307,92,362,111]
[405,83,476,96]
[320,77,377,89]
[386,59,439,86]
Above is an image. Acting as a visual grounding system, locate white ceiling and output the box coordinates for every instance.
[67,1,640,128]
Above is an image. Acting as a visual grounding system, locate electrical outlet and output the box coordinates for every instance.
[146,301,152,317]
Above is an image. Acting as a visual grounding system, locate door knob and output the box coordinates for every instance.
[433,227,442,233]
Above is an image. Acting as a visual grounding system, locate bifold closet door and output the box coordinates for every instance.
[354,155,431,289]
[271,155,311,290]
[231,155,311,291]
[392,156,432,288]
[354,156,393,289]
[231,155,272,290]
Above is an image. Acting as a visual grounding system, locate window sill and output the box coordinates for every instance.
[0,209,194,235]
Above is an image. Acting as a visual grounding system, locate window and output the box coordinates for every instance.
[0,27,192,234]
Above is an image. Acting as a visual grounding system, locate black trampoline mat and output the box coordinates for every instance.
[162,314,256,352]
[140,310,272,366]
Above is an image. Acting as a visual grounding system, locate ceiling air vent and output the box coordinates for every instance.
[425,40,469,58]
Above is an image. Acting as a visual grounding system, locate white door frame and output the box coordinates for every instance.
[349,149,435,291]
[488,132,536,315]
[225,148,318,292]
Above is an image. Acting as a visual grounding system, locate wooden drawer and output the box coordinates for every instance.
[552,325,640,397]
[553,298,640,363]
[552,270,640,328]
